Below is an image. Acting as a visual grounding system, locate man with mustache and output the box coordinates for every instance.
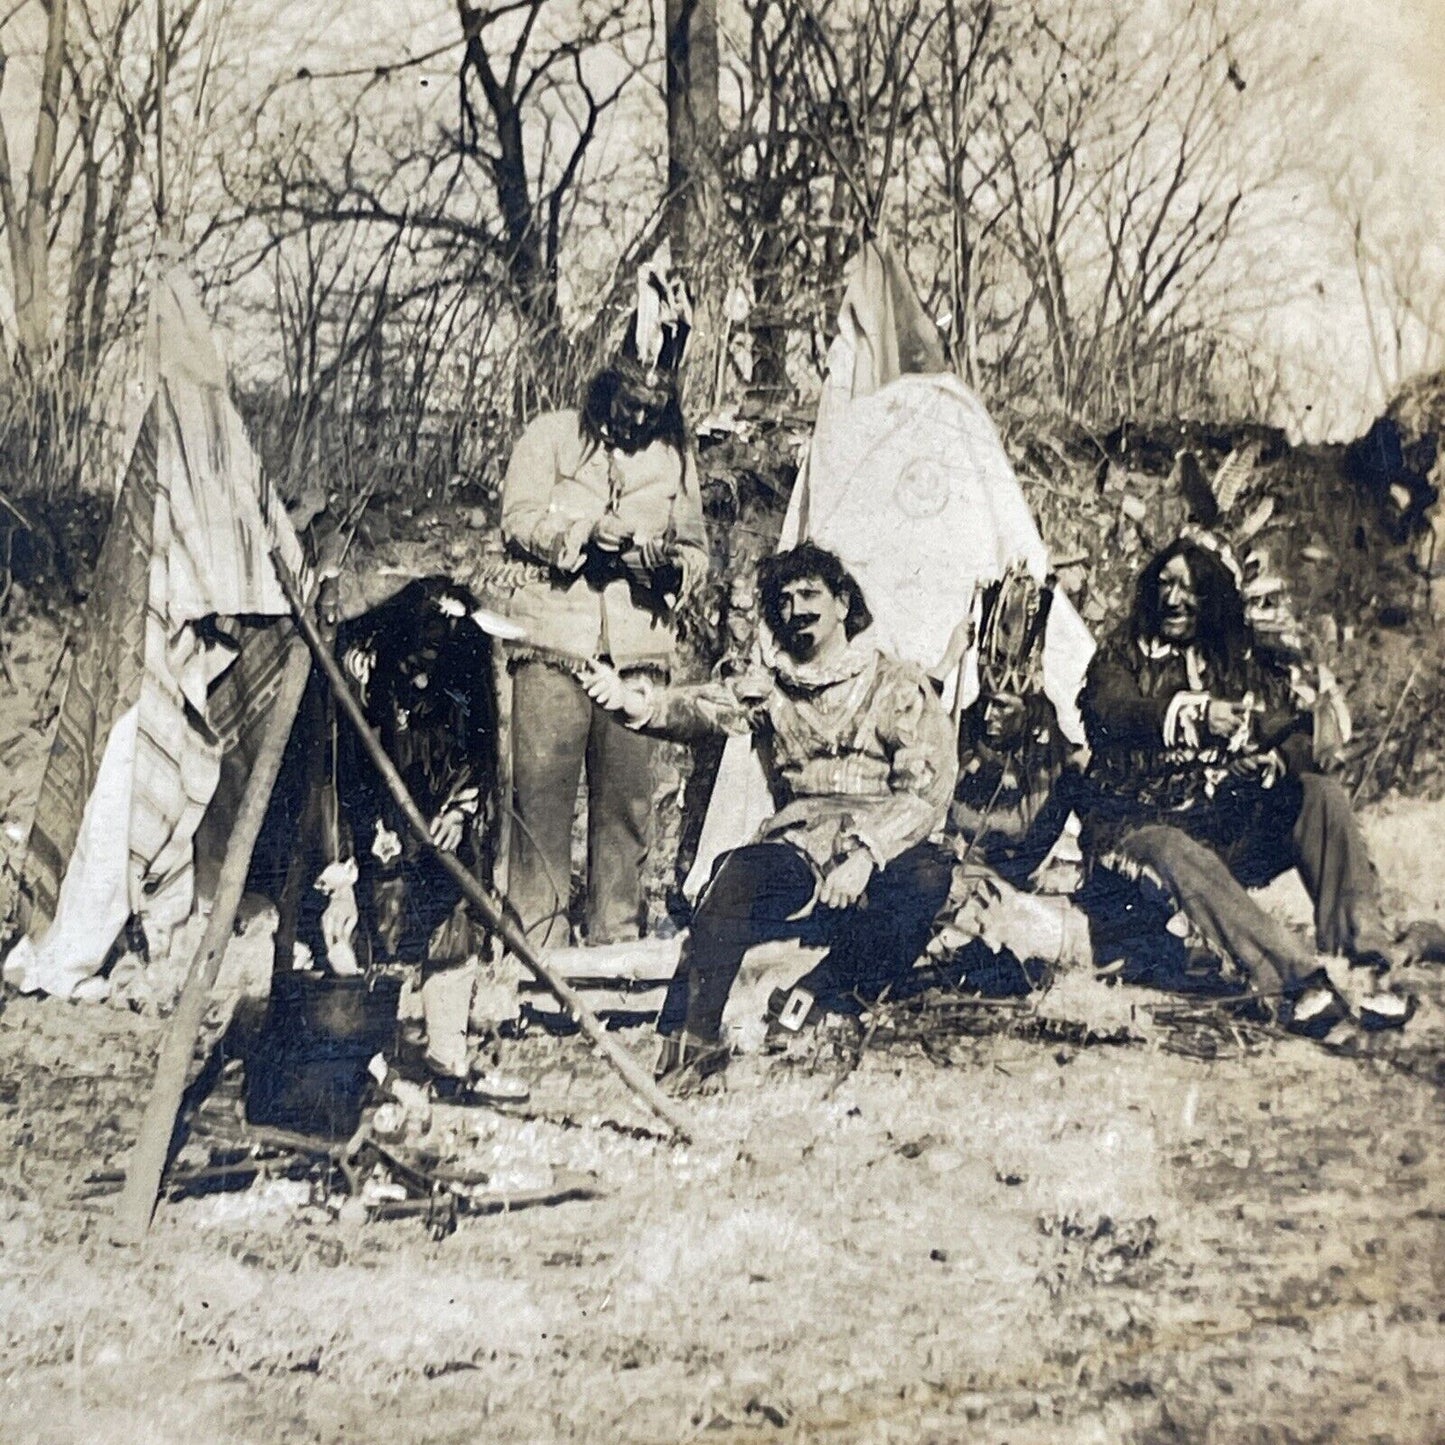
[582,542,957,1089]
[1076,530,1413,1034]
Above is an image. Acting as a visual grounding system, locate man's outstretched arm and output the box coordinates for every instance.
[579,660,765,744]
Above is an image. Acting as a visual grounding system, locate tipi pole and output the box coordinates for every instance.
[271,556,695,1143]
[110,629,313,1245]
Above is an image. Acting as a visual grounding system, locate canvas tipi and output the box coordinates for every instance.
[3,268,308,997]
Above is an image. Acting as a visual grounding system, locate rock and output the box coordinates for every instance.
[924,1146,967,1174]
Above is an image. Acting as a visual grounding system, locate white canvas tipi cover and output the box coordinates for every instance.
[684,243,1094,896]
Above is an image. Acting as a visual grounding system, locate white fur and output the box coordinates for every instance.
[314,857,361,976]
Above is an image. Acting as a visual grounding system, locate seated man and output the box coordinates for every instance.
[1076,529,1411,1033]
[929,566,1090,990]
[582,542,957,1087]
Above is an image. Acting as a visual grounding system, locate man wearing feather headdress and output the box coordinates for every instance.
[500,250,709,950]
[1076,529,1414,1035]
[926,564,1091,989]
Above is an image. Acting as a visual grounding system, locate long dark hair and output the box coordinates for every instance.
[580,367,687,455]
[1132,537,1250,679]
[757,542,874,641]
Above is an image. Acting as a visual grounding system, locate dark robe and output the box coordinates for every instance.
[336,578,498,966]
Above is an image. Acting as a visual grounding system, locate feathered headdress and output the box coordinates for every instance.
[615,242,692,402]
[1176,523,1304,661]
[976,562,1055,697]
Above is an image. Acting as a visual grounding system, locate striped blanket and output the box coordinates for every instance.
[5,268,305,996]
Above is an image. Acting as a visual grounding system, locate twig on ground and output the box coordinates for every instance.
[821,986,893,1101]
[0,527,16,690]
[35,630,70,721]
[0,489,28,528]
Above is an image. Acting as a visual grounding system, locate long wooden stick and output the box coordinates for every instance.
[272,555,694,1142]
[111,629,314,1245]
[1352,656,1422,803]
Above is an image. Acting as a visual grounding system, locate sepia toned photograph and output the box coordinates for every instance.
[0,1,1442,1440]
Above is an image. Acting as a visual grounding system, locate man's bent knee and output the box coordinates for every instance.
[1117,823,1206,873]
[1297,771,1353,820]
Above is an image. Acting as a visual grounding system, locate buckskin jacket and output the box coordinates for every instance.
[636,631,957,871]
[500,409,708,669]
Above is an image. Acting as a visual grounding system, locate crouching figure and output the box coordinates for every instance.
[582,543,957,1089]
[1076,530,1413,1035]
[335,577,500,1082]
[928,564,1091,993]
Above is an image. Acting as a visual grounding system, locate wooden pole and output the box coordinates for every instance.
[271,555,695,1142]
[1352,657,1422,804]
[155,0,167,228]
[110,630,313,1245]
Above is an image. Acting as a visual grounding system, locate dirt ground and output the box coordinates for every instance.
[1,611,1443,1445]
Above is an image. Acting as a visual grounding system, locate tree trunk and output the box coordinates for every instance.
[664,0,721,406]
[664,0,721,265]
[456,3,556,348]
[748,202,790,398]
[7,0,69,374]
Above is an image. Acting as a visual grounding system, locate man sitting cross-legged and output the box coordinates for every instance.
[581,542,957,1089]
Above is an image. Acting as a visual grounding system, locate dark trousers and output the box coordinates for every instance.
[364,851,473,967]
[508,661,658,949]
[1087,773,1386,998]
[659,840,954,1040]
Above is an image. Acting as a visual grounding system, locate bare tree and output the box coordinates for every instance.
[717,0,940,395]
[915,0,1005,387]
[665,0,720,262]
[220,0,649,428]
[0,0,70,378]
[720,0,827,395]
[0,0,204,496]
[1333,170,1445,406]
[910,0,1280,420]
[454,0,642,361]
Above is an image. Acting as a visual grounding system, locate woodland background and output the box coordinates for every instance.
[1,0,1444,801]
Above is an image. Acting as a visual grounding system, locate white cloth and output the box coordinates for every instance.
[6,268,306,995]
[3,708,139,996]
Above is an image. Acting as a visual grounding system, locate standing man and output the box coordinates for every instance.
[582,543,958,1089]
[1076,529,1412,1033]
[501,274,707,949]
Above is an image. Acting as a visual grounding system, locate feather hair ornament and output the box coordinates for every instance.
[625,241,693,378]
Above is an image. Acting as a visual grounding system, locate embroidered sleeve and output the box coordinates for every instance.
[844,670,958,865]
[639,675,768,743]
